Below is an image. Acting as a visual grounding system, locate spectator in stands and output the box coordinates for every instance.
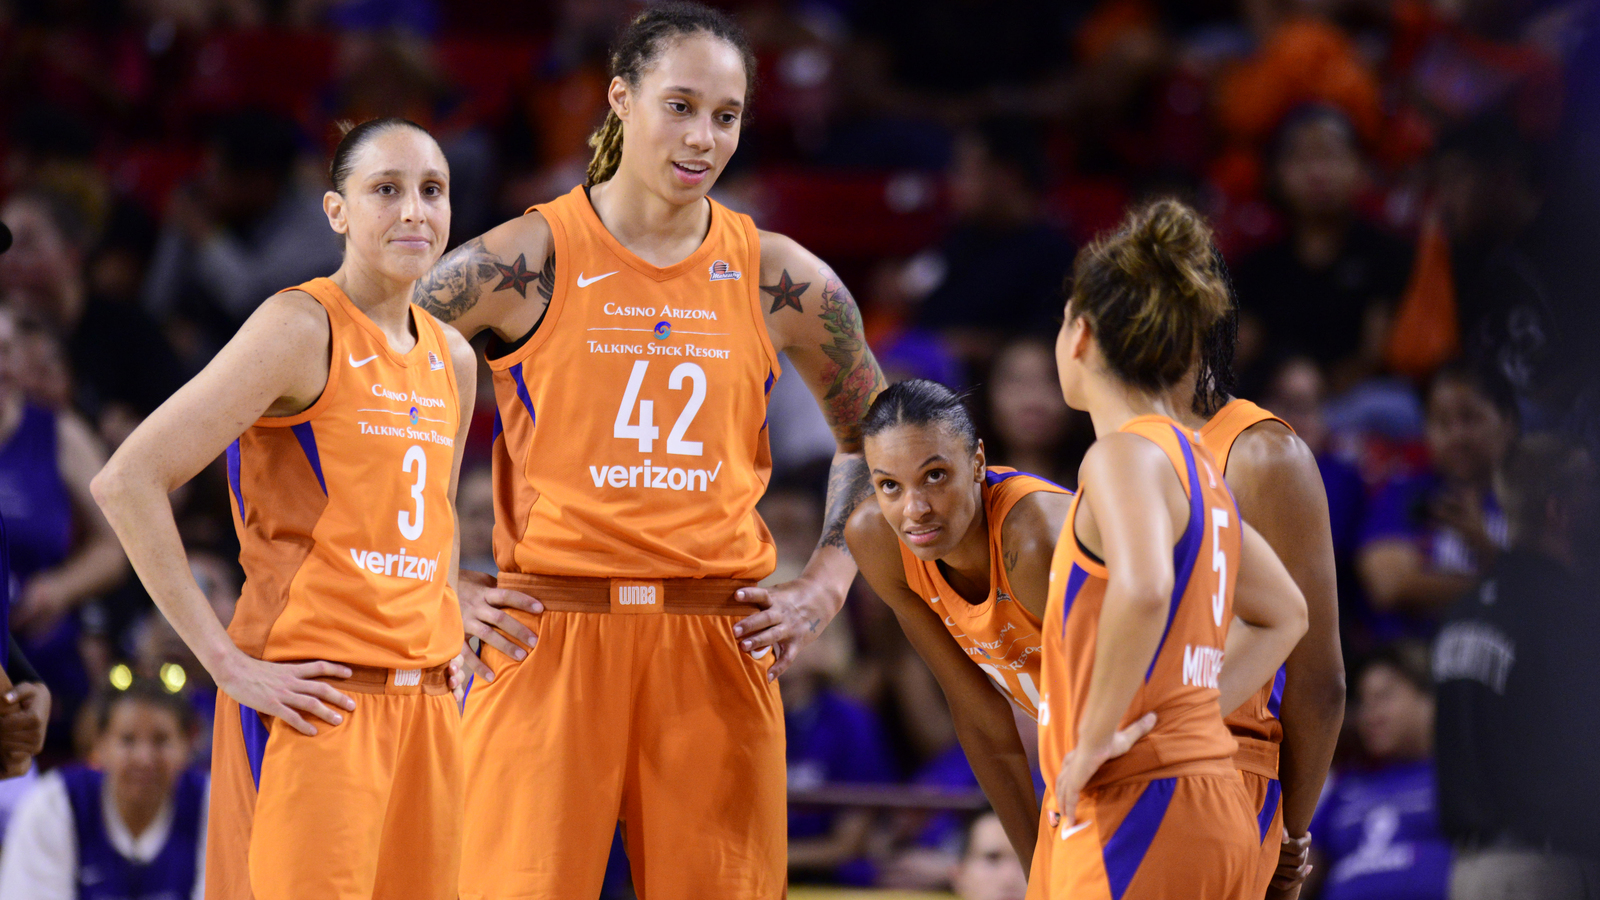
[1232,105,1411,395]
[786,618,896,886]
[951,811,1028,900]
[0,679,206,900]
[978,337,1089,487]
[141,111,341,361]
[901,117,1074,364]
[1308,642,1451,900]
[1357,362,1516,622]
[0,190,185,422]
[1435,434,1600,898]
[0,304,128,756]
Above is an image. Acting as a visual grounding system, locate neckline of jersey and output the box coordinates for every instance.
[574,185,722,282]
[319,277,429,368]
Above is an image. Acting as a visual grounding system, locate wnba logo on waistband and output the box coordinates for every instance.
[708,260,741,281]
[619,585,657,606]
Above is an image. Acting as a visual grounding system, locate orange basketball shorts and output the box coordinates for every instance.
[1027,772,1259,900]
[1241,769,1284,898]
[457,603,786,900]
[206,667,462,900]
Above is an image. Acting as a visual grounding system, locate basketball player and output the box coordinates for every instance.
[410,4,885,897]
[92,118,474,900]
[846,378,1078,866]
[1183,312,1345,898]
[1029,199,1308,899]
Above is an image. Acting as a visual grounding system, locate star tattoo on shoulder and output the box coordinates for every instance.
[761,269,810,314]
[493,253,539,297]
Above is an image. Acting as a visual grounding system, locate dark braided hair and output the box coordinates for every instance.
[862,379,979,454]
[1191,248,1240,417]
[586,2,757,187]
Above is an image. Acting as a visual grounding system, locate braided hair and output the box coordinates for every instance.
[585,2,757,187]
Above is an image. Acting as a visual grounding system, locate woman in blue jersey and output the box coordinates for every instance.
[0,678,206,900]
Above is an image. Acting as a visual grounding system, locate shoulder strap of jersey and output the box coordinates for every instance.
[1200,399,1293,473]
[255,278,344,429]
[986,468,1072,529]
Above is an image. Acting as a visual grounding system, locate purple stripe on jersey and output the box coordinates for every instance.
[1061,562,1090,637]
[985,469,1073,493]
[764,369,775,394]
[1102,776,1177,900]
[1268,665,1287,718]
[239,704,270,789]
[1147,426,1204,681]
[509,362,536,424]
[459,673,474,714]
[1258,778,1283,840]
[226,440,244,513]
[491,408,503,444]
[290,422,327,495]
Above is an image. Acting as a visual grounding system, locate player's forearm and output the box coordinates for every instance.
[804,451,871,603]
[1076,583,1167,757]
[1219,617,1304,717]
[955,705,1040,867]
[1276,665,1345,835]
[38,537,127,605]
[91,465,239,674]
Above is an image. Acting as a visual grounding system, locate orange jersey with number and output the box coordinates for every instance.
[899,468,1071,719]
[1039,417,1242,801]
[489,186,781,580]
[225,277,463,668]
[1200,398,1295,776]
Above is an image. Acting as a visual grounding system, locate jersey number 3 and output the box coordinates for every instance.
[399,445,426,541]
[613,360,708,455]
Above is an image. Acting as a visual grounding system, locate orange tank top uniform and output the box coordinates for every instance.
[899,468,1071,719]
[225,277,463,669]
[488,186,781,588]
[1199,399,1294,783]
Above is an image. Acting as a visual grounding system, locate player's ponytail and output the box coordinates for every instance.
[862,379,979,454]
[584,1,757,187]
[1066,198,1231,394]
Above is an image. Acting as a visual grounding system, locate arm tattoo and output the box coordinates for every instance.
[817,275,886,448]
[493,254,540,297]
[760,269,810,314]
[535,251,556,302]
[413,237,500,322]
[1004,548,1020,573]
[817,454,873,555]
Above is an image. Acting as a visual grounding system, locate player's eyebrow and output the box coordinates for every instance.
[664,86,743,109]
[870,455,948,477]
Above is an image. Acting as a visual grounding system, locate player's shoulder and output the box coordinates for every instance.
[757,230,817,279]
[249,289,333,346]
[493,208,554,261]
[1227,418,1317,490]
[845,498,909,583]
[999,488,1072,557]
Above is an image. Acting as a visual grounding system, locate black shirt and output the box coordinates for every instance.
[1432,549,1600,860]
[1232,220,1412,371]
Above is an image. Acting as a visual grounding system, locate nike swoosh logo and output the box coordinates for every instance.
[349,354,379,368]
[576,271,619,287]
[1061,820,1091,840]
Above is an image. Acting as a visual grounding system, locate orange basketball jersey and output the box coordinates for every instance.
[225,278,463,669]
[489,186,781,580]
[1200,398,1294,779]
[899,468,1071,719]
[1039,417,1242,803]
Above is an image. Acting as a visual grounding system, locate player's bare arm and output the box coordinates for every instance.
[91,292,358,736]
[997,491,1074,620]
[847,503,1041,868]
[439,323,487,698]
[1229,423,1344,898]
[412,213,555,342]
[733,233,887,678]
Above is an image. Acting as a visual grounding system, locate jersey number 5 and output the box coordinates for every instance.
[1209,507,1229,627]
[613,360,708,456]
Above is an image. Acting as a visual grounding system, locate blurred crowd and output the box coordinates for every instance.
[0,0,1596,895]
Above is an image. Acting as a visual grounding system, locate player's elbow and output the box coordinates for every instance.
[89,462,126,515]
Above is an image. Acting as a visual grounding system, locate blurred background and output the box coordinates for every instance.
[0,0,1597,896]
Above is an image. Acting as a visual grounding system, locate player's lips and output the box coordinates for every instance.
[672,160,710,185]
[391,236,432,250]
[903,525,942,546]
